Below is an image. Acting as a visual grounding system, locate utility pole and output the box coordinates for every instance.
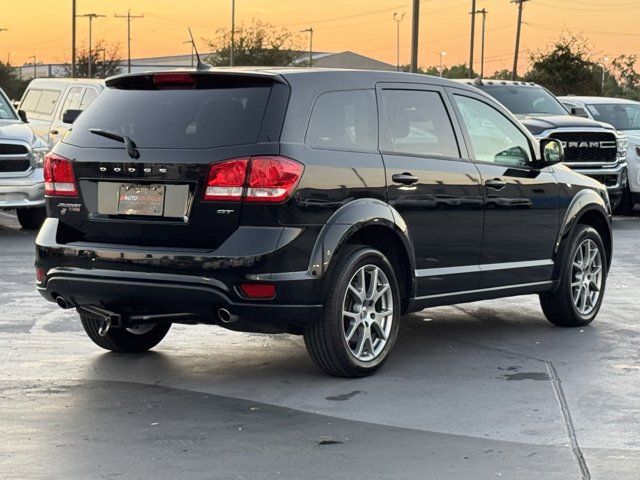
[78,13,105,78]
[72,0,76,77]
[29,55,36,79]
[393,13,405,72]
[230,0,236,66]
[469,0,476,78]
[410,0,419,73]
[511,0,530,80]
[115,10,144,74]
[475,8,487,78]
[600,57,609,95]
[300,28,313,67]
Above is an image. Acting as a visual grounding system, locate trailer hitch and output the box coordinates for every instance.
[77,306,123,337]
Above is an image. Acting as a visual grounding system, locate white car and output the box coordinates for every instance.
[560,96,640,213]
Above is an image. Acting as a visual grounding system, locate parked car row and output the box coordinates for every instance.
[0,79,104,229]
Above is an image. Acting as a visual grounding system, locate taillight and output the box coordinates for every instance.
[204,158,249,201]
[245,156,304,203]
[203,156,303,203]
[44,153,78,197]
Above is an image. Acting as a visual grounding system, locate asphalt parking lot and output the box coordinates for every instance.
[0,210,638,480]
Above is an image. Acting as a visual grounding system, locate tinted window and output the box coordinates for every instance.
[306,90,377,152]
[35,89,61,115]
[454,95,532,167]
[21,89,42,113]
[379,89,460,158]
[586,103,640,131]
[66,86,272,149]
[482,85,567,116]
[59,87,83,120]
[79,88,99,110]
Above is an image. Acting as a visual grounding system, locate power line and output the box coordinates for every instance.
[115,9,144,73]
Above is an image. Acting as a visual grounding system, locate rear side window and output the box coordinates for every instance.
[379,89,460,158]
[306,90,378,152]
[65,85,272,149]
[35,90,61,115]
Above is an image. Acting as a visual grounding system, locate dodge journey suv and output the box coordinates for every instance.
[35,68,612,377]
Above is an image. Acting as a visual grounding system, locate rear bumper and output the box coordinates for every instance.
[0,168,45,209]
[35,218,323,328]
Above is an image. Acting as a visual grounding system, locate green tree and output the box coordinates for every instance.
[64,42,122,78]
[609,55,640,100]
[489,69,517,80]
[205,21,303,67]
[0,62,28,101]
[524,34,600,95]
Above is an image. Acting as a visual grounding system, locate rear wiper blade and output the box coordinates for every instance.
[89,128,140,159]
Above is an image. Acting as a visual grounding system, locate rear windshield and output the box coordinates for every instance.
[482,86,567,116]
[65,85,272,149]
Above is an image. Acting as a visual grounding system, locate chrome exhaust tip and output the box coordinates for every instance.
[217,308,238,324]
[55,296,70,309]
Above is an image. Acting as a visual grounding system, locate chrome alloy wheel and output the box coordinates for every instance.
[571,238,603,316]
[342,264,394,362]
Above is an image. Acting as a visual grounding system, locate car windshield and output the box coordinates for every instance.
[0,91,17,120]
[482,85,568,116]
[586,103,640,131]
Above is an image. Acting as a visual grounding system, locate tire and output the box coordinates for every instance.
[80,313,171,353]
[613,186,634,216]
[304,245,401,377]
[540,225,607,327]
[16,207,46,230]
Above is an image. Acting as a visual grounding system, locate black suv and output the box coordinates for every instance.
[36,69,612,377]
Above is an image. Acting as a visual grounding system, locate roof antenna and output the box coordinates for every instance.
[188,28,211,70]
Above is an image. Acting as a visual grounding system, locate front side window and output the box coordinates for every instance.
[0,92,17,120]
[379,89,460,158]
[306,90,378,152]
[454,95,533,167]
[20,89,42,113]
[59,87,83,119]
[586,103,640,131]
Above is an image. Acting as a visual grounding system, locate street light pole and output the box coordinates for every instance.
[230,0,235,66]
[300,28,313,67]
[393,12,405,72]
[600,57,609,95]
[439,51,447,77]
[29,55,36,79]
[78,13,105,78]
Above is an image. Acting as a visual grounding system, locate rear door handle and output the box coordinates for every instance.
[50,129,59,135]
[392,172,419,185]
[484,178,507,191]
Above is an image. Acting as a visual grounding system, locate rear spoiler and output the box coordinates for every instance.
[106,70,286,90]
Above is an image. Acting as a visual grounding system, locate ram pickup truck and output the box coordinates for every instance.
[0,86,50,229]
[559,96,640,214]
[458,79,628,211]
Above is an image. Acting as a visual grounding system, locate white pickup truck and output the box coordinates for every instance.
[0,86,50,229]
[560,96,640,214]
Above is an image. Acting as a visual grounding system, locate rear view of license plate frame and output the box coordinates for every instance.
[117,184,165,216]
[96,182,191,219]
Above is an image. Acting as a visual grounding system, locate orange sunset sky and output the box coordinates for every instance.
[2,0,639,72]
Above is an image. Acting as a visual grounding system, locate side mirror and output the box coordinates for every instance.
[62,109,83,124]
[570,106,589,118]
[18,109,28,123]
[539,138,564,166]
